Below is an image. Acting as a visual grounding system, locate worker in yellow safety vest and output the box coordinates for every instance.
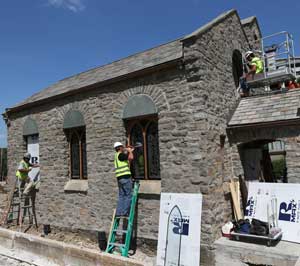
[113,142,134,217]
[16,153,39,195]
[245,50,264,78]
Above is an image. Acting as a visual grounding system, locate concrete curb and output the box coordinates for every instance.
[0,227,144,266]
[214,237,300,266]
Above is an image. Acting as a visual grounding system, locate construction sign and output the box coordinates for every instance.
[245,182,300,243]
[156,193,202,266]
[27,135,40,184]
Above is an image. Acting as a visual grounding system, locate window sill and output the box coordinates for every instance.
[64,179,88,193]
[138,180,161,195]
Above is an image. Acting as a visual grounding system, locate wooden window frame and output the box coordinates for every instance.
[126,116,160,180]
[67,127,87,180]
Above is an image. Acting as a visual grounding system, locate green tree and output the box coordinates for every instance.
[272,158,286,180]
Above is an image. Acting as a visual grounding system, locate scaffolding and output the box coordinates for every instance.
[246,31,297,89]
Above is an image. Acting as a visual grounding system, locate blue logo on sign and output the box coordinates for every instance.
[171,217,190,236]
[245,197,255,216]
[279,200,297,222]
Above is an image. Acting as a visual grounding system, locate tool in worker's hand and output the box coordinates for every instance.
[126,142,143,149]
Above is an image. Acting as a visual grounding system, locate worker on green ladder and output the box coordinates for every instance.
[245,50,264,78]
[16,153,39,195]
[113,142,134,217]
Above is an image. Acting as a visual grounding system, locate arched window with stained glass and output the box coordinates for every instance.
[126,117,160,180]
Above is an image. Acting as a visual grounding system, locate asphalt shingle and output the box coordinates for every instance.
[228,89,300,126]
[10,40,183,110]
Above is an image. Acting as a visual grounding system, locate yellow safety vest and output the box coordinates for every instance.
[16,160,30,181]
[251,57,264,74]
[114,152,131,178]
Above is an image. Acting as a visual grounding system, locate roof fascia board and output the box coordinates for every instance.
[227,118,300,131]
[182,9,237,41]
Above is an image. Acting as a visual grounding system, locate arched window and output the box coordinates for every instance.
[123,95,160,180]
[23,117,40,182]
[63,110,87,179]
[127,118,160,180]
[232,50,243,87]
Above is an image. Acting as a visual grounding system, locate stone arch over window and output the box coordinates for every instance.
[122,94,158,119]
[23,117,39,136]
[232,50,243,88]
[63,110,85,129]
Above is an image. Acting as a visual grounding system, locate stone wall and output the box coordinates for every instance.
[6,66,183,239]
[242,19,261,52]
[182,11,250,262]
[228,124,300,184]
[5,10,253,266]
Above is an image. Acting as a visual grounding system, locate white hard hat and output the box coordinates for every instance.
[24,152,31,159]
[114,142,123,149]
[245,50,254,59]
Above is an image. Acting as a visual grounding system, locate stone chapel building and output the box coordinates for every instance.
[4,9,268,265]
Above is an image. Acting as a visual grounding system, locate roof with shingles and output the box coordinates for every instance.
[9,40,183,110]
[228,89,300,127]
[7,9,251,113]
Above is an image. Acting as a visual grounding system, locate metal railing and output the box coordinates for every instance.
[242,31,298,96]
[261,31,296,78]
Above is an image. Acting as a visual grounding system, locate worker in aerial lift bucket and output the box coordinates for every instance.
[113,142,134,217]
[15,153,39,195]
[245,50,264,78]
[238,51,264,97]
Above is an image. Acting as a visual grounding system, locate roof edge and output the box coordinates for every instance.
[5,58,181,115]
[241,16,256,25]
[227,117,300,130]
[241,16,262,39]
[183,9,237,41]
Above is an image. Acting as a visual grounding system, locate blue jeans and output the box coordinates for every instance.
[116,178,132,216]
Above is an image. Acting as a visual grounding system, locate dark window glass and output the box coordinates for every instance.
[130,124,144,179]
[82,133,88,178]
[147,122,160,179]
[67,127,87,179]
[71,132,80,179]
[127,118,160,180]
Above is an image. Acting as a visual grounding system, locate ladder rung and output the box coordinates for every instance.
[115,216,128,220]
[113,229,128,234]
[108,243,125,247]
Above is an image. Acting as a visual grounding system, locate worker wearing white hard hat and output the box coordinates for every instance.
[245,50,263,76]
[113,141,134,217]
[113,142,123,149]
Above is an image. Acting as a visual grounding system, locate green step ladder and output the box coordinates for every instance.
[106,181,140,257]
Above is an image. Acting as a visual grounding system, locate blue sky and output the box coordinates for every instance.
[0,0,299,147]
